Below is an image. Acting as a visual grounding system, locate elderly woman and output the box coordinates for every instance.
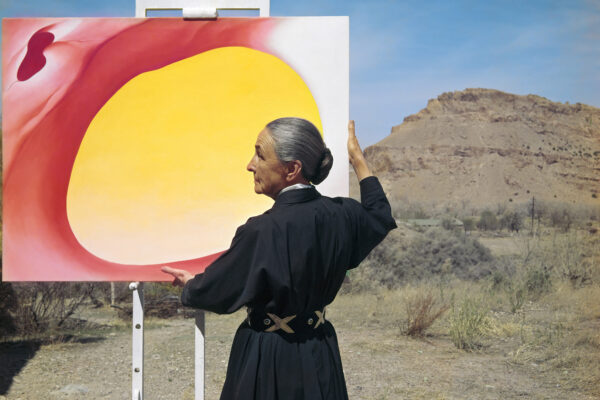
[163,118,396,400]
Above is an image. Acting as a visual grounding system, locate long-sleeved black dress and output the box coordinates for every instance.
[181,176,396,399]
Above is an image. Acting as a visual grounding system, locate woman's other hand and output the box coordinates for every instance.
[347,120,372,181]
[161,266,194,287]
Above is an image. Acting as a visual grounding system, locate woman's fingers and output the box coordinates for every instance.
[162,266,194,287]
[162,266,181,279]
[347,120,373,181]
[347,120,362,160]
[161,266,187,287]
[161,266,175,274]
[348,120,357,148]
[348,120,355,136]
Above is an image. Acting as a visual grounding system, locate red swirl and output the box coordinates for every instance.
[3,18,276,281]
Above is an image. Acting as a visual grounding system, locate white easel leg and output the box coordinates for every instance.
[130,282,144,400]
[195,310,205,400]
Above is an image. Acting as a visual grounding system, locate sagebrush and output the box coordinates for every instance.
[403,292,449,337]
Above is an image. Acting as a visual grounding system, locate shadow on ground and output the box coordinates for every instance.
[0,336,105,395]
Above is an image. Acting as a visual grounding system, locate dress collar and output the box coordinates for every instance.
[278,183,313,196]
[272,185,320,207]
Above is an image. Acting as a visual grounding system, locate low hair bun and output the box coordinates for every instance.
[266,117,334,185]
[312,148,333,185]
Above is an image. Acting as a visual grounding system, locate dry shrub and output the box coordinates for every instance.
[530,200,600,230]
[0,283,18,338]
[505,283,526,314]
[548,232,599,286]
[524,265,552,297]
[116,283,184,320]
[10,283,94,336]
[517,230,600,288]
[403,292,449,337]
[390,198,432,220]
[358,227,496,290]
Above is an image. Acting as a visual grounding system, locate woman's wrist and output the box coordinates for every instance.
[352,156,372,181]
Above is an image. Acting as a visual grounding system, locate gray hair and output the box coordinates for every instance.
[266,117,333,185]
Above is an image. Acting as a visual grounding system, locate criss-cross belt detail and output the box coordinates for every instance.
[247,308,326,334]
[265,313,296,333]
[314,310,325,328]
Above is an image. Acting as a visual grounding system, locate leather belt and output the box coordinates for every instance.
[246,308,326,334]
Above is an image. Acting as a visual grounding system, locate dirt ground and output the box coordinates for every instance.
[3,229,598,400]
[1,294,596,400]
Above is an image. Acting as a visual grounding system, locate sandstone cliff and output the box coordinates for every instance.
[356,88,600,211]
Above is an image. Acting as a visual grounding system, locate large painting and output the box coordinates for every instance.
[2,17,349,281]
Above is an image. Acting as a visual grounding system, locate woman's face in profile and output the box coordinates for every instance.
[247,128,288,199]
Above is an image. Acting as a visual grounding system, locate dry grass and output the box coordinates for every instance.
[361,229,600,395]
[511,282,600,395]
[402,292,449,337]
[449,297,492,350]
[3,278,599,399]
[2,228,599,398]
[484,230,600,396]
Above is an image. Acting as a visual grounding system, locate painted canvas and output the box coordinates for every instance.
[2,17,349,281]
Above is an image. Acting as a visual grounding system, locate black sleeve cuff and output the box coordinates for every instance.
[359,176,385,203]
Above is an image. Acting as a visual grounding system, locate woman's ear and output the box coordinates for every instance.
[285,160,304,182]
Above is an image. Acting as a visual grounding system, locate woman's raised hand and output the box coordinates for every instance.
[161,266,194,287]
[347,120,372,181]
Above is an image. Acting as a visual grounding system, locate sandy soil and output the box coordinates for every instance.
[1,297,595,400]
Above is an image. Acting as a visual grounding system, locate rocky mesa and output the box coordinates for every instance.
[359,88,600,211]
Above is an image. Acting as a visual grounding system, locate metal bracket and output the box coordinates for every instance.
[129,282,144,400]
[195,311,206,400]
[135,0,270,18]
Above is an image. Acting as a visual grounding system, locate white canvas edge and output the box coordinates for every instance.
[268,17,350,198]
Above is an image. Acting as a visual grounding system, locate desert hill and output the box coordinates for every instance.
[357,88,600,212]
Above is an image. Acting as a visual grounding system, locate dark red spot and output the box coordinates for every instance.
[17,31,55,81]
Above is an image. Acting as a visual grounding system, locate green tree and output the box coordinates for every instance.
[550,208,572,232]
[462,217,476,232]
[477,210,498,231]
[500,211,523,232]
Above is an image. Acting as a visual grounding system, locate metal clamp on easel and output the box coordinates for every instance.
[183,8,219,19]
[136,0,270,18]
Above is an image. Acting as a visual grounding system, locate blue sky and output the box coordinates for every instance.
[1,0,598,146]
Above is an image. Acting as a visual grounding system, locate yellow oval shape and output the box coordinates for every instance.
[67,46,322,264]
